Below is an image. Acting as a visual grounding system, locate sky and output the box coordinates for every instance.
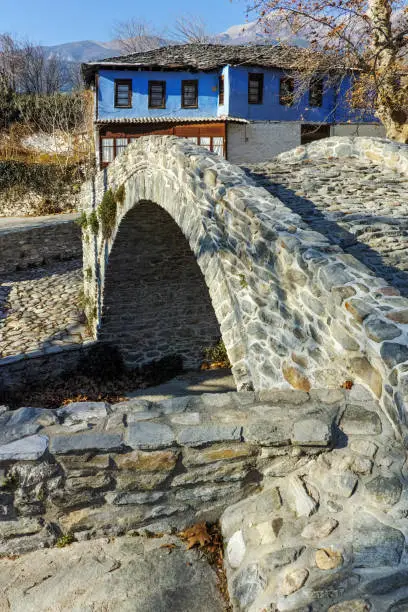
[0,0,250,46]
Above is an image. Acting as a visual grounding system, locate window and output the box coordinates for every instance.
[116,138,128,156]
[182,80,198,108]
[218,75,224,106]
[248,73,264,104]
[101,138,115,164]
[212,136,224,157]
[279,77,295,106]
[149,81,166,109]
[309,78,323,107]
[114,80,132,108]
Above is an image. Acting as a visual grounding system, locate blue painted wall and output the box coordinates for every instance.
[98,69,220,120]
[333,74,377,123]
[97,66,378,124]
[228,66,336,123]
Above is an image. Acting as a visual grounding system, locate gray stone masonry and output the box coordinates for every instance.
[0,387,408,610]
[0,215,81,277]
[80,136,408,435]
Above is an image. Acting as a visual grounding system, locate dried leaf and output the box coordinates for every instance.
[179,522,212,550]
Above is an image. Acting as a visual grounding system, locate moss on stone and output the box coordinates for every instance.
[115,184,126,205]
[88,210,99,235]
[76,212,88,229]
[99,189,117,240]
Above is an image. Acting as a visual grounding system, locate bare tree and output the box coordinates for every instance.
[0,34,23,90]
[19,42,62,94]
[169,14,213,44]
[114,19,165,54]
[247,0,408,142]
[0,34,63,94]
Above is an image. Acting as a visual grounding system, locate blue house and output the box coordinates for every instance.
[82,44,384,166]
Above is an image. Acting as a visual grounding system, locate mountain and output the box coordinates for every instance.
[40,19,309,65]
[217,20,309,47]
[42,39,124,63]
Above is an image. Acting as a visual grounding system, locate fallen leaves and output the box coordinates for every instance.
[179,522,212,550]
[178,522,232,611]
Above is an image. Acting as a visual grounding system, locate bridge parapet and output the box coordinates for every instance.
[277,135,408,175]
[80,136,408,434]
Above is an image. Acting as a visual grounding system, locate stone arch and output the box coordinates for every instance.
[80,136,408,433]
[99,200,222,370]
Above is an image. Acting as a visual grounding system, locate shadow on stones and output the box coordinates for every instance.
[0,345,184,408]
[0,258,82,284]
[247,172,408,297]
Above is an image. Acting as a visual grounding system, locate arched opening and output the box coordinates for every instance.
[99,200,222,370]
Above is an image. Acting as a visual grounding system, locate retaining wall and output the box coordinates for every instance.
[0,216,81,277]
[0,387,362,554]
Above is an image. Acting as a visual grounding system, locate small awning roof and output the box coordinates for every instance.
[95,116,249,125]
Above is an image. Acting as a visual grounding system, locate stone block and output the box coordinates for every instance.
[380,342,408,368]
[244,420,291,446]
[292,417,333,446]
[231,564,266,610]
[282,363,311,392]
[301,517,338,539]
[352,513,404,567]
[57,402,109,425]
[125,423,175,450]
[113,450,178,472]
[115,470,171,491]
[364,476,402,508]
[227,529,246,568]
[364,317,401,342]
[287,475,318,517]
[177,425,241,447]
[171,460,249,486]
[183,443,256,466]
[0,435,48,462]
[50,433,123,454]
[107,491,165,505]
[340,406,382,435]
[0,517,42,539]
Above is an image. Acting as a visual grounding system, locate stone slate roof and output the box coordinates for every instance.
[95,116,249,125]
[82,43,331,83]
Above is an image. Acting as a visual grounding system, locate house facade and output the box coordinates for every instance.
[82,44,385,167]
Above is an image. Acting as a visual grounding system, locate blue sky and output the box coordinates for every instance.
[0,0,250,46]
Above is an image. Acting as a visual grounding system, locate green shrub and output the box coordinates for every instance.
[204,340,231,367]
[88,210,99,234]
[99,189,117,239]
[56,534,76,548]
[0,160,84,194]
[76,212,88,229]
[115,184,126,205]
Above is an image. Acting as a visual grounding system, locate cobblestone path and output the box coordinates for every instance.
[246,157,408,296]
[2,156,408,361]
[0,260,89,359]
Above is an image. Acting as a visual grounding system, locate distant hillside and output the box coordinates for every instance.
[42,39,124,63]
[39,19,310,65]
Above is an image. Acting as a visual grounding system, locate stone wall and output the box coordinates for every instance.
[81,136,408,435]
[330,123,386,139]
[227,121,301,164]
[1,387,408,610]
[277,135,408,175]
[0,342,94,400]
[0,217,81,277]
[99,201,221,369]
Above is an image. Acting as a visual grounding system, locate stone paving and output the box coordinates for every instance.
[245,157,408,296]
[0,260,89,359]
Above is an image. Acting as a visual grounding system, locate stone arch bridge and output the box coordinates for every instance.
[80,136,408,435]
